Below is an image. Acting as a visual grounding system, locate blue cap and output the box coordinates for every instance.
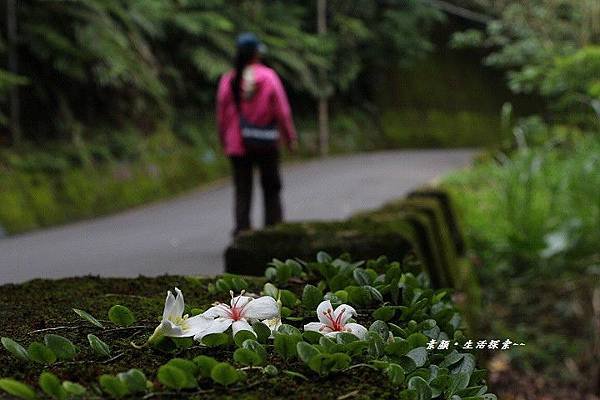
[236,32,267,54]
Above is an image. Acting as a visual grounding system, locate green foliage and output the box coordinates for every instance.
[61,381,86,396]
[99,374,129,398]
[116,369,147,394]
[87,334,111,358]
[39,372,66,400]
[0,253,495,398]
[0,0,439,140]
[444,129,600,391]
[302,284,323,310]
[1,337,30,362]
[108,305,136,327]
[27,342,56,364]
[453,0,600,125]
[72,308,103,328]
[0,378,36,400]
[210,362,240,386]
[44,335,77,361]
[202,333,230,347]
[193,355,218,378]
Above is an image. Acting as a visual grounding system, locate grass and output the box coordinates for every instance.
[442,129,600,398]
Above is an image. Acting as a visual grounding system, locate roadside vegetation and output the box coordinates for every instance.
[442,1,600,397]
[0,253,497,399]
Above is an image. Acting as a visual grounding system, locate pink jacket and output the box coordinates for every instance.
[216,63,297,156]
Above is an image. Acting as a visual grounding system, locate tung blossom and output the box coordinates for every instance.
[194,291,279,341]
[144,288,211,345]
[304,300,368,340]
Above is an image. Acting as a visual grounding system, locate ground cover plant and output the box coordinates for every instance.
[443,126,600,399]
[1,253,497,399]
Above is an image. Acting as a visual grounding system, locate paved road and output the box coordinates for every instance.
[0,149,474,284]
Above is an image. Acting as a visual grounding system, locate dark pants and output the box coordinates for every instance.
[230,149,283,235]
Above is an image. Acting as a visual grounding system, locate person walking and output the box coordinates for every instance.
[217,33,297,236]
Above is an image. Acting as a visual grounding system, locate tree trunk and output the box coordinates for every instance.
[7,0,21,145]
[317,0,329,156]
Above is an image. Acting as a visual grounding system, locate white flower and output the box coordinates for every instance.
[304,300,368,340]
[146,288,211,344]
[194,291,279,341]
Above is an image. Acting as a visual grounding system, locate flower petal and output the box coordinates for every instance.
[162,290,176,320]
[230,295,253,309]
[324,331,339,338]
[242,296,279,320]
[180,315,213,337]
[172,287,185,319]
[232,320,256,338]
[193,317,233,341]
[316,300,334,325]
[263,317,282,335]
[203,304,231,319]
[333,304,357,325]
[344,323,368,340]
[304,322,330,334]
[160,320,184,337]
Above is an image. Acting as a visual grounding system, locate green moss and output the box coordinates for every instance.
[0,276,418,399]
[226,220,415,276]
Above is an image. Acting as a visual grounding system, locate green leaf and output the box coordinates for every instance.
[39,372,66,400]
[279,289,298,307]
[353,268,371,285]
[233,348,262,366]
[407,333,429,349]
[44,334,77,360]
[0,378,36,400]
[386,363,405,386]
[452,353,476,375]
[87,334,110,358]
[372,306,395,321]
[263,365,278,376]
[307,353,351,375]
[157,365,189,390]
[166,359,199,387]
[274,333,301,360]
[278,324,301,336]
[251,321,272,343]
[440,351,464,368]
[399,389,418,400]
[233,330,256,347]
[406,347,428,367]
[215,278,231,293]
[447,372,470,396]
[202,333,229,347]
[282,370,309,380]
[297,341,320,363]
[72,308,103,328]
[210,362,240,386]
[302,284,323,310]
[369,320,389,340]
[108,305,135,327]
[99,375,129,399]
[27,342,56,364]
[385,339,411,358]
[316,251,332,263]
[263,283,279,299]
[193,355,218,378]
[62,381,86,396]
[302,330,323,344]
[116,369,147,394]
[1,337,30,361]
[230,276,248,292]
[367,331,385,358]
[408,376,432,400]
[242,339,267,362]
